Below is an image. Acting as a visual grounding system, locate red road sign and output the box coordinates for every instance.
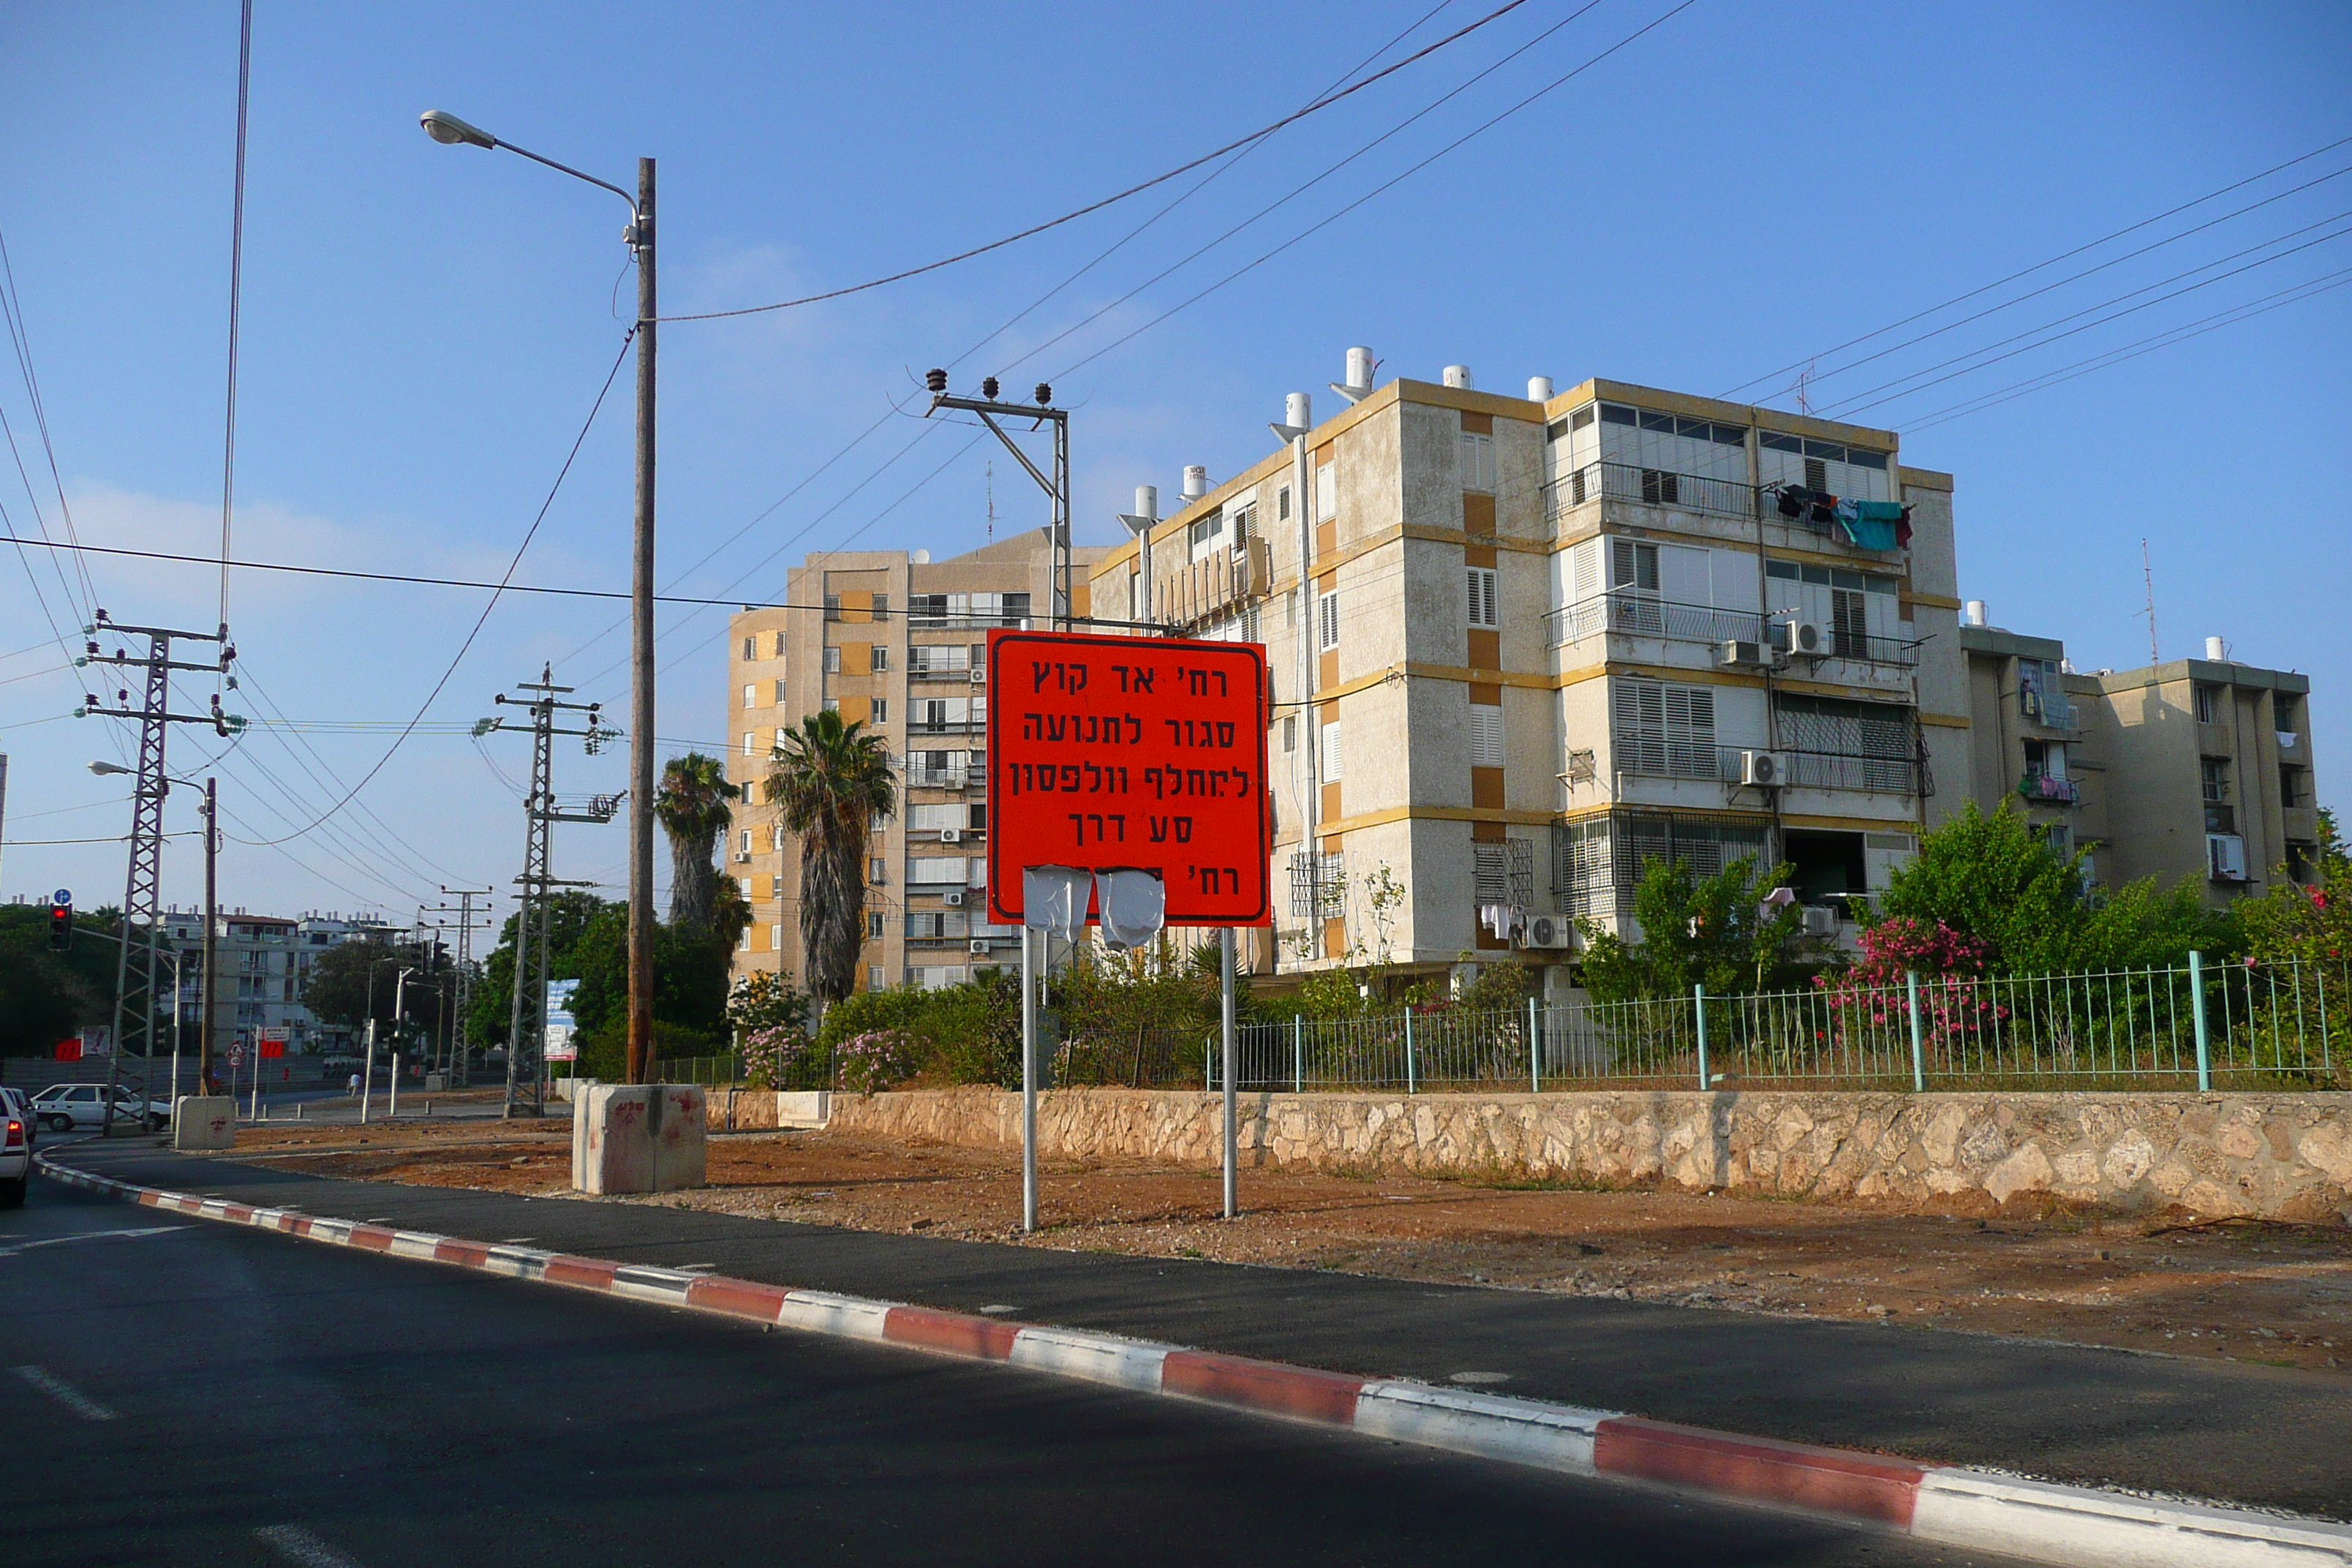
[986,628,1271,927]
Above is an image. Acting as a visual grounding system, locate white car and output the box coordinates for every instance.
[28,1083,168,1134]
[1,1095,28,1206]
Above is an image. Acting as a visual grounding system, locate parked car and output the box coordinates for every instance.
[28,1083,167,1133]
[0,1087,34,1151]
[1,1095,29,1206]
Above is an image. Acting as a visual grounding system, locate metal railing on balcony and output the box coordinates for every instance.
[1618,743,1918,795]
[1784,626,1922,668]
[1546,593,1765,649]
[907,718,987,737]
[2018,771,2081,805]
[1544,460,1779,526]
[907,766,977,790]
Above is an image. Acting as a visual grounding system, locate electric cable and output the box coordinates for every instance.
[658,0,1534,323]
[219,0,254,636]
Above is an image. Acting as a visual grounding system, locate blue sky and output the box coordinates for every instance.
[0,0,2345,924]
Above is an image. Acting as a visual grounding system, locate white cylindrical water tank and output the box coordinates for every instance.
[1286,391,1313,431]
[1134,484,1158,521]
[1963,600,1986,627]
[1345,345,1375,391]
[1527,375,1553,402]
[2206,635,2228,662]
[912,549,931,565]
[1443,364,1474,390]
[1182,465,1208,502]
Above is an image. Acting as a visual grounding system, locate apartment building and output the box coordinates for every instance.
[1088,356,1970,993]
[1961,613,2320,900]
[158,906,407,1057]
[726,531,1109,995]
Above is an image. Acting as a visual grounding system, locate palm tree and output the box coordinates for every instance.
[655,753,741,931]
[767,710,896,1007]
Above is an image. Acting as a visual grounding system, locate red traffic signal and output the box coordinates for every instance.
[46,902,72,951]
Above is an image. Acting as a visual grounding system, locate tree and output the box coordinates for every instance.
[465,892,615,1049]
[657,752,739,931]
[1877,802,2235,974]
[1576,854,1805,1003]
[0,904,116,1058]
[2239,807,2351,968]
[766,709,895,1009]
[304,935,453,1047]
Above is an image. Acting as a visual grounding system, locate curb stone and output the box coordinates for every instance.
[38,1148,2352,1568]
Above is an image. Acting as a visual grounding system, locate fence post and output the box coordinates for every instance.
[1529,996,1541,1095]
[1404,1010,1417,1096]
[1292,1014,1303,1094]
[1906,969,1926,1093]
[2190,949,2210,1093]
[1694,983,1709,1090]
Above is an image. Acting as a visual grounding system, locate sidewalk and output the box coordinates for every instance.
[55,1139,2352,1519]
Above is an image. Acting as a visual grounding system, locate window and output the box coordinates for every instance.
[742,636,755,661]
[2201,755,2234,834]
[909,856,968,885]
[769,924,783,951]
[1467,566,1499,629]
[2194,683,2222,723]
[2276,693,2302,732]
[1278,485,1292,521]
[1189,513,1224,550]
[1282,715,1296,752]
[742,683,758,710]
[1614,678,1717,777]
[1473,838,1535,907]
[869,857,888,885]
[1289,850,1346,918]
[1320,720,1342,780]
[1316,461,1336,522]
[867,965,885,990]
[742,732,755,757]
[775,728,789,753]
[739,829,753,856]
[870,698,889,724]
[823,697,840,714]
[774,678,787,704]
[1459,431,1496,492]
[872,595,889,622]
[1231,502,1254,546]
[774,632,788,657]
[2282,764,2310,807]
[870,646,889,672]
[824,595,841,622]
[1317,590,1340,652]
[1470,700,1504,767]
[823,647,842,674]
[1610,538,1660,592]
[770,874,783,900]
[867,911,885,939]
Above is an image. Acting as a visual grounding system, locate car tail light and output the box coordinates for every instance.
[3,1117,21,1149]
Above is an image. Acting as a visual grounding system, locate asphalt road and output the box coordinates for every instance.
[57,1139,2352,1519]
[1,1169,2033,1567]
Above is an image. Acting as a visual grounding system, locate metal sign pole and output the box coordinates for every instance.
[1221,926,1237,1220]
[1020,924,1039,1233]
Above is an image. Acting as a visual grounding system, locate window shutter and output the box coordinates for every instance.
[1318,590,1340,651]
[1467,567,1499,629]
[1316,462,1336,522]
[1321,721,1342,780]
[1471,701,1504,767]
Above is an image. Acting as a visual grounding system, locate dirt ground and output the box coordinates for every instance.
[228,1115,2352,1376]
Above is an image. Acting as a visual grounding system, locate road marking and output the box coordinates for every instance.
[12,1364,116,1420]
[1449,1371,1514,1384]
[255,1524,365,1568]
[0,1224,189,1259]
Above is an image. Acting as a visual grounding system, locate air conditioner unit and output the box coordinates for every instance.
[943,890,966,907]
[938,827,962,844]
[968,940,991,954]
[1518,914,1576,950]
[1741,750,1789,788]
[732,851,753,864]
[1715,638,1774,671]
[968,668,986,685]
[1785,620,1826,657]
[1800,905,1841,937]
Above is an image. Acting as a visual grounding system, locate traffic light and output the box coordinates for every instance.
[47,901,72,951]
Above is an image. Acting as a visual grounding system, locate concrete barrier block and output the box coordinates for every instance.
[571,1084,706,1195]
[173,1097,236,1150]
[776,1090,832,1128]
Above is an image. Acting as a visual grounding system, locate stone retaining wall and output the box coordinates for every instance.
[821,1086,2352,1221]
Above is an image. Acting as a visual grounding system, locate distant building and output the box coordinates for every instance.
[158,906,407,1056]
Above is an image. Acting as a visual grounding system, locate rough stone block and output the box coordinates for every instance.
[570,1083,706,1195]
[173,1096,235,1151]
[776,1090,832,1128]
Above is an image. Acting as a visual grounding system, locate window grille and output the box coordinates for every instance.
[1288,851,1346,919]
[1472,838,1534,907]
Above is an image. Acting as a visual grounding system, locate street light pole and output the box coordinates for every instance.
[420,109,657,1088]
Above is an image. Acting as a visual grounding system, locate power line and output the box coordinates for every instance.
[1717,130,2352,401]
[657,0,1534,323]
[219,0,254,635]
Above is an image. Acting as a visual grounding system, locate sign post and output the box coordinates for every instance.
[987,628,1272,1231]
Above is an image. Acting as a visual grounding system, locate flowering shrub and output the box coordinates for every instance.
[740,1024,816,1090]
[1814,917,2005,1058]
[837,1028,920,1093]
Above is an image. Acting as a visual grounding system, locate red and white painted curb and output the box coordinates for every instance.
[39,1151,2351,1568]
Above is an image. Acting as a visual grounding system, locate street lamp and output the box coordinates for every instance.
[420,108,659,1088]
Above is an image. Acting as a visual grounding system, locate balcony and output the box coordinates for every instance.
[1545,593,1918,670]
[2019,690,2078,730]
[2017,771,2081,805]
[1545,460,1766,524]
[907,766,978,791]
[907,718,986,738]
[1153,538,1272,630]
[1618,743,1918,796]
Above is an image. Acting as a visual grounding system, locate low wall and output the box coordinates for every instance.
[826,1087,2352,1221]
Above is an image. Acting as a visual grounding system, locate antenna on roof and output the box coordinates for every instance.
[2140,538,2159,666]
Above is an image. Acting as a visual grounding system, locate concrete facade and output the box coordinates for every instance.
[725,532,1109,997]
[1960,618,2319,902]
[1087,368,1968,984]
[825,1085,2352,1221]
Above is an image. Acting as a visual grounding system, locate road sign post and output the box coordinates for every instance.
[987,629,1272,1230]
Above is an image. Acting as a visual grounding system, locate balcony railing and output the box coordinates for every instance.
[1618,743,1919,796]
[2018,772,2081,805]
[1545,460,1782,526]
[908,718,987,737]
[2019,691,2078,730]
[907,766,977,790]
[1545,594,1919,669]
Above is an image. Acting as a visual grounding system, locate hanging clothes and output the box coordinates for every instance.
[1839,499,1906,551]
